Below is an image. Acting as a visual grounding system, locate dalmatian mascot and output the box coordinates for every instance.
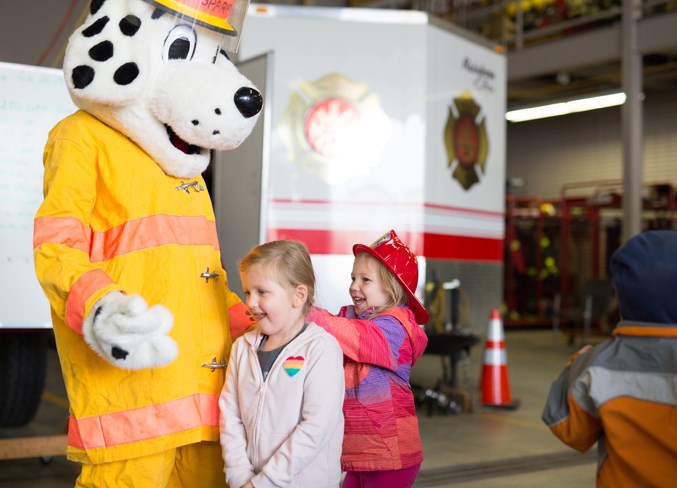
[33,0,261,485]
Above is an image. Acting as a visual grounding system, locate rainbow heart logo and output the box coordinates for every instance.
[283,356,304,377]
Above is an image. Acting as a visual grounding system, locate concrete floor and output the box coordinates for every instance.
[0,328,602,487]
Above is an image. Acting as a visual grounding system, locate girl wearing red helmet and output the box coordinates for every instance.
[308,230,429,488]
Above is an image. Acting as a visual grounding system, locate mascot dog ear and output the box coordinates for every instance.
[63,0,152,106]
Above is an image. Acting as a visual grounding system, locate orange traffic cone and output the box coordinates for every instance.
[480,309,519,409]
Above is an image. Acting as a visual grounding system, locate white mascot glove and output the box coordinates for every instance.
[82,291,178,370]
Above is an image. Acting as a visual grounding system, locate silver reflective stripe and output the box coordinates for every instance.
[487,319,505,341]
[583,367,677,407]
[483,348,507,365]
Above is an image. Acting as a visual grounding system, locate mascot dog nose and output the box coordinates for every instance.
[234,87,263,118]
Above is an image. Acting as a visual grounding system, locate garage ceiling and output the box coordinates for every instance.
[356,0,677,110]
[2,0,676,112]
[503,9,677,110]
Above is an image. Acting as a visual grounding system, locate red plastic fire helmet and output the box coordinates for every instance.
[353,230,430,325]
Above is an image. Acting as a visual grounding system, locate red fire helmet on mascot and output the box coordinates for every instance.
[142,0,250,52]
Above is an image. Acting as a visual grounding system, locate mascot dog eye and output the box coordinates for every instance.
[164,24,197,61]
[63,0,263,178]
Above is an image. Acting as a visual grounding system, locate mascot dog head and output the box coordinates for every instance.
[63,0,262,178]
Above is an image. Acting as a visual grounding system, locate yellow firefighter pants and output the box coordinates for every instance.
[75,441,228,488]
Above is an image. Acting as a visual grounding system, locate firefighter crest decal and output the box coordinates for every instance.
[278,73,390,184]
[444,92,489,190]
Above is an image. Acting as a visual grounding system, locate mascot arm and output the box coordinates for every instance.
[226,289,256,340]
[34,136,177,370]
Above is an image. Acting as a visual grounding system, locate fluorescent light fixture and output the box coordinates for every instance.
[506,92,627,122]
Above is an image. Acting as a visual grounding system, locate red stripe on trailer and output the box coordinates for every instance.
[266,228,502,263]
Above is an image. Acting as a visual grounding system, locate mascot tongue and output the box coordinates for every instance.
[166,126,200,155]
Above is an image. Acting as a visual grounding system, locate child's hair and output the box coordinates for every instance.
[240,240,315,315]
[355,252,407,318]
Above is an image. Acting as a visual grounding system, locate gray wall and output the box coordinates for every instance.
[426,260,503,336]
[506,91,677,200]
[505,90,677,316]
[1,0,89,68]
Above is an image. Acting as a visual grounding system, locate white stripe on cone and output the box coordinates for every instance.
[483,348,507,365]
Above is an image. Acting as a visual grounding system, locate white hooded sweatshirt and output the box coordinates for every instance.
[220,322,345,488]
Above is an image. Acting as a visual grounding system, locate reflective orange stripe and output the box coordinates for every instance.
[90,215,220,262]
[613,325,677,338]
[228,300,255,339]
[66,269,114,334]
[34,215,220,261]
[34,216,91,253]
[67,393,219,450]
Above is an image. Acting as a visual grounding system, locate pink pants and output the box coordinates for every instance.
[342,464,421,488]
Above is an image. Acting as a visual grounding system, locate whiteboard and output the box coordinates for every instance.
[0,61,77,328]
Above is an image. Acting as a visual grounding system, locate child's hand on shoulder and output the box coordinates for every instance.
[242,482,254,488]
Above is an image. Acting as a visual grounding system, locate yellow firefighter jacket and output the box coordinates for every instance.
[34,110,251,464]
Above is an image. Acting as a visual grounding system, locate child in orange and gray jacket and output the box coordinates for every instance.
[542,230,677,488]
[308,229,429,488]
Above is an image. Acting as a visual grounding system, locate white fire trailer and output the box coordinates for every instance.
[214,4,507,332]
